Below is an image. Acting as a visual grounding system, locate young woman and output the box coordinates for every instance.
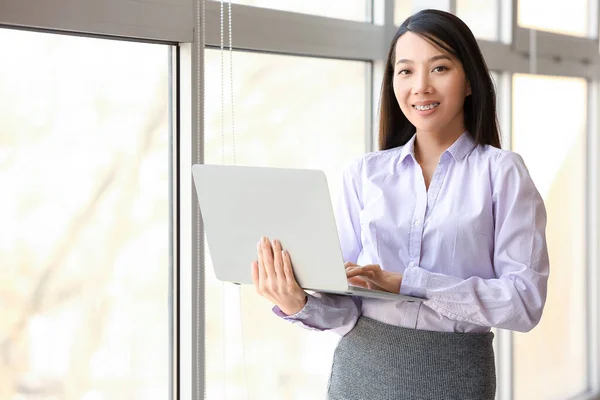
[251,9,549,400]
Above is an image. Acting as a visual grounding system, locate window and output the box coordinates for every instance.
[394,0,415,26]
[394,0,449,26]
[456,0,499,40]
[204,49,367,398]
[518,0,588,37]
[0,28,172,399]
[232,0,370,22]
[512,74,587,399]
[395,0,494,38]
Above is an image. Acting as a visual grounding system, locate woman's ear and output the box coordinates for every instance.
[466,81,472,97]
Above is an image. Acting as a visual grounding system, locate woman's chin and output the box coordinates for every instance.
[411,120,445,133]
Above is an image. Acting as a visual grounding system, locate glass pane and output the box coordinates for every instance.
[512,74,587,399]
[456,0,498,40]
[394,0,452,26]
[204,50,366,398]
[518,0,588,37]
[394,0,415,26]
[232,0,369,22]
[0,29,171,399]
[395,0,497,39]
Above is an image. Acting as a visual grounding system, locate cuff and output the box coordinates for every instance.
[272,294,309,319]
[399,267,429,299]
[272,294,325,331]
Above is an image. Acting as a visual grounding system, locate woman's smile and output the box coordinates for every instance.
[412,101,440,115]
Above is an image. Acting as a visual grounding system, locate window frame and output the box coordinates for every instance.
[0,24,179,400]
[2,0,600,398]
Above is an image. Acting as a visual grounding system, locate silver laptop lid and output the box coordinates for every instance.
[192,164,349,292]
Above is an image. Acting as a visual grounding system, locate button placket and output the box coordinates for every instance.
[408,173,426,270]
[425,162,448,219]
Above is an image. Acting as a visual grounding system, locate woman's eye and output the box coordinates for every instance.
[397,69,411,75]
[433,66,448,72]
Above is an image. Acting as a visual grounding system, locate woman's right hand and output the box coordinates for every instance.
[251,236,307,316]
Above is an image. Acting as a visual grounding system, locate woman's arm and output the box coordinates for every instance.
[400,152,549,332]
[272,293,361,336]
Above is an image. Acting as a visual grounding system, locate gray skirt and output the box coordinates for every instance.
[327,317,495,400]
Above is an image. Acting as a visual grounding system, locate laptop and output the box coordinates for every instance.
[191,164,425,302]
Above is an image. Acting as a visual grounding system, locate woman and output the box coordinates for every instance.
[251,9,549,400]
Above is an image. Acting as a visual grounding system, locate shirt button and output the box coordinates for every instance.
[414,220,421,226]
[408,260,416,267]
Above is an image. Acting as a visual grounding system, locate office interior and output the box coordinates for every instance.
[0,0,599,399]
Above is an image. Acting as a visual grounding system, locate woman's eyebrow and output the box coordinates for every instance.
[396,54,451,65]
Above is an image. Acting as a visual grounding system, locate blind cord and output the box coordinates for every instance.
[220,1,248,399]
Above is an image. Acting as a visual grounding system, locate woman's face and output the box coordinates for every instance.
[393,32,471,136]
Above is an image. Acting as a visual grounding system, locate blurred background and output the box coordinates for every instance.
[0,0,599,399]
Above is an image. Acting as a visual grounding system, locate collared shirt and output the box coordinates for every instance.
[274,132,549,335]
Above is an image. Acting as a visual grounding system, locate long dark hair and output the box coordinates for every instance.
[378,9,501,151]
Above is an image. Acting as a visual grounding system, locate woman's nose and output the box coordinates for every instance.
[413,73,432,95]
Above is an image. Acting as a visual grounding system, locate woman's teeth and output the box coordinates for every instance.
[413,103,440,111]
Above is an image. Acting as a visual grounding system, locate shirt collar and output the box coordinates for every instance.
[398,131,476,164]
[445,131,477,161]
[398,133,417,164]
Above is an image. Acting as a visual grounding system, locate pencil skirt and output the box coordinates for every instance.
[327,316,496,400]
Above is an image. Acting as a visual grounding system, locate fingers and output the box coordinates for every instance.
[272,239,284,277]
[347,276,369,288]
[348,264,381,277]
[260,236,276,278]
[361,264,382,272]
[346,266,375,279]
[359,266,398,293]
[271,239,297,286]
[255,237,291,290]
[281,247,296,284]
[345,262,380,273]
[346,265,385,291]
[366,280,385,291]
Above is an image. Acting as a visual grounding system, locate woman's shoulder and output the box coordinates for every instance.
[343,146,404,174]
[474,146,536,194]
[474,145,528,169]
[363,146,404,163]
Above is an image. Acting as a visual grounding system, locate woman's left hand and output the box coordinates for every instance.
[345,262,403,294]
